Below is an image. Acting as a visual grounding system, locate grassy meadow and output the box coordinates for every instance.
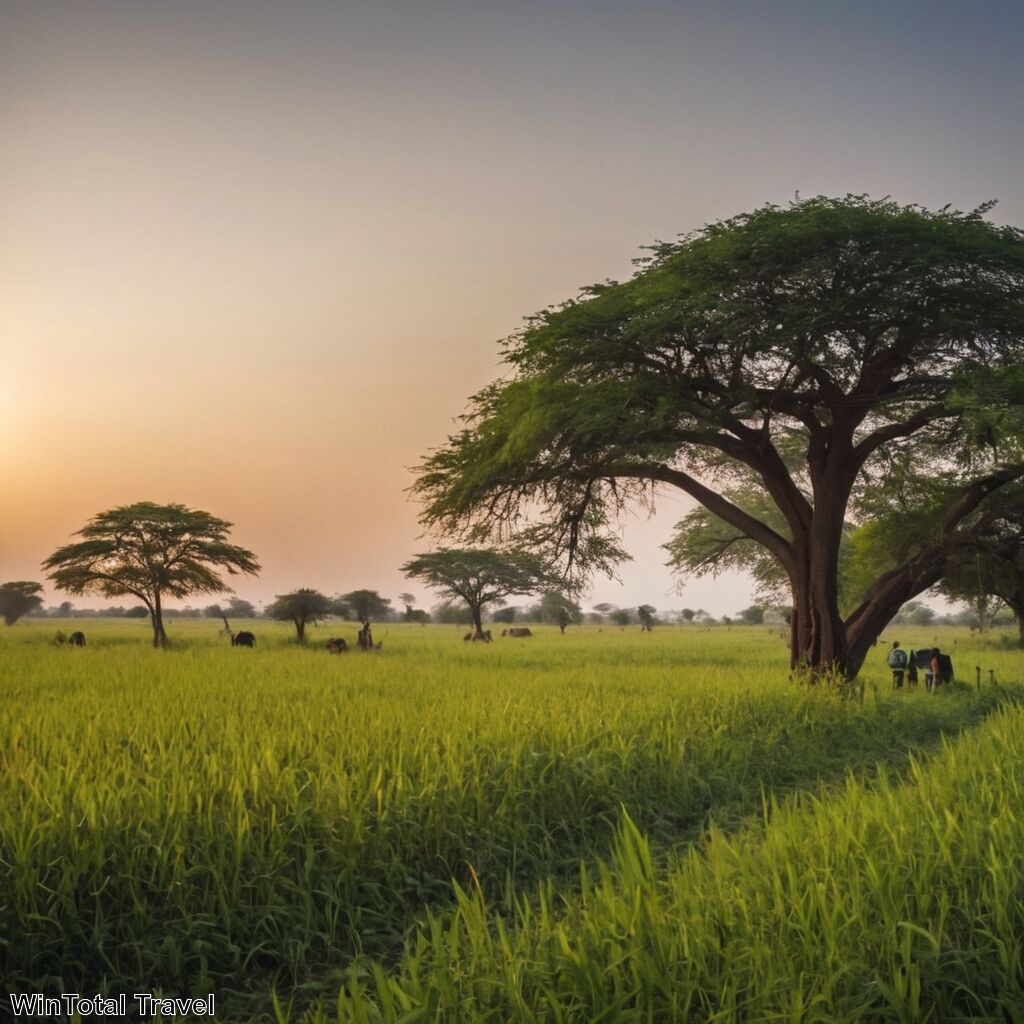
[2,619,1023,1021]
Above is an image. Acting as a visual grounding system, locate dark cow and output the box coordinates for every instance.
[68,631,86,647]
[326,637,348,654]
[467,630,493,642]
[231,631,256,648]
[502,627,533,638]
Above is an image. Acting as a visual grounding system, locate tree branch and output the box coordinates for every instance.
[601,461,796,573]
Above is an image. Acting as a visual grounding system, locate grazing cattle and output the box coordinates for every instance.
[468,630,493,642]
[52,630,67,646]
[910,649,931,670]
[231,631,256,648]
[68,631,86,647]
[463,632,474,642]
[502,627,533,638]
[326,637,348,654]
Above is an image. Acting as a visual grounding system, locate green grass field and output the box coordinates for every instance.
[2,620,1023,1021]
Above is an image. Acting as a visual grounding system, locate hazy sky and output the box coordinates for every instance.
[3,0,1023,614]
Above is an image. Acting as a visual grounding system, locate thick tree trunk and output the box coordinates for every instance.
[470,605,485,639]
[787,480,848,678]
[151,592,168,649]
[295,616,306,643]
[1007,595,1024,648]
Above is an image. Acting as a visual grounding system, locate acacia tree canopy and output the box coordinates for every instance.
[266,588,333,643]
[413,196,1024,678]
[0,581,44,626]
[43,502,259,648]
[401,548,558,637]
[340,589,392,622]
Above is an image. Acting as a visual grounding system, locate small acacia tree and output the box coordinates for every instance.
[402,548,558,639]
[538,591,581,633]
[413,196,1024,678]
[43,502,259,648]
[340,590,392,622]
[266,589,333,643]
[0,581,44,625]
[637,605,657,631]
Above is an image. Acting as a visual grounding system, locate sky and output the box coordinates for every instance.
[2,0,1023,615]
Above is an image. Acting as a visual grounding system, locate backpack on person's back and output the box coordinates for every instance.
[887,647,908,669]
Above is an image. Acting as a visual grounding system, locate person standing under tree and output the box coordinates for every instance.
[887,641,908,689]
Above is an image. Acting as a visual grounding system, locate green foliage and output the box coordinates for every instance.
[402,548,560,630]
[225,596,257,619]
[339,589,392,622]
[415,196,1024,569]
[266,588,333,642]
[893,600,937,626]
[42,502,260,647]
[0,581,43,626]
[534,590,582,628]
[413,196,1024,672]
[936,483,1024,642]
[666,484,793,599]
[738,604,766,625]
[430,599,472,625]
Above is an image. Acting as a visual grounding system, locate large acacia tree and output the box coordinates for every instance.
[44,502,260,647]
[413,197,1024,678]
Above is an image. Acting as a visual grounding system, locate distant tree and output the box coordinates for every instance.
[225,597,257,619]
[125,605,149,619]
[402,548,558,639]
[610,608,631,627]
[43,502,259,649]
[591,602,617,623]
[491,606,518,624]
[431,599,473,625]
[55,600,73,618]
[203,604,224,619]
[329,596,353,619]
[538,591,582,633]
[407,609,431,624]
[680,608,696,624]
[398,592,417,621]
[0,582,44,626]
[772,605,794,626]
[267,588,333,643]
[341,590,392,622]
[738,605,765,625]
[894,600,936,626]
[637,605,657,631]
